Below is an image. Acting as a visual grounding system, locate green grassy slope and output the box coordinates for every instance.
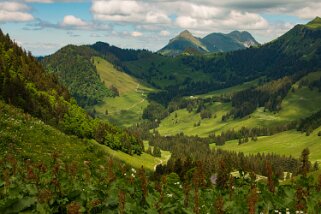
[0,101,169,171]
[158,72,321,137]
[195,79,260,98]
[92,57,153,127]
[211,127,321,162]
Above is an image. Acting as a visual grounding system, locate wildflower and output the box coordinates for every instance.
[210,174,217,185]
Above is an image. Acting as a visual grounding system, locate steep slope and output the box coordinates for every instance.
[41,45,114,108]
[0,29,143,155]
[91,57,153,127]
[227,31,259,47]
[158,30,208,56]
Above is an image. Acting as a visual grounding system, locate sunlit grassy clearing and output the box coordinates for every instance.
[210,127,321,162]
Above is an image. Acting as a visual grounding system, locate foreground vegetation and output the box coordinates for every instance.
[1,126,321,213]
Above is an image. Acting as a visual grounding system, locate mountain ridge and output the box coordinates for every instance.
[158,30,259,56]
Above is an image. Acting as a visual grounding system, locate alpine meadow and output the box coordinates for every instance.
[1,1,321,213]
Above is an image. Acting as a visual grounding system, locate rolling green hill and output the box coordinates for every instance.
[91,57,154,127]
[157,71,321,137]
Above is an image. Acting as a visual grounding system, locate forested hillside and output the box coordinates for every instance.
[42,45,114,108]
[124,18,321,105]
[0,30,143,155]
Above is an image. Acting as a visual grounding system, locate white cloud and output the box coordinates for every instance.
[145,12,171,24]
[91,1,271,34]
[293,3,321,19]
[91,0,171,24]
[92,0,144,22]
[24,0,83,3]
[62,15,88,27]
[131,31,143,37]
[160,30,170,36]
[0,2,33,22]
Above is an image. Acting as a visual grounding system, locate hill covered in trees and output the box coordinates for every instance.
[0,29,143,155]
[41,45,115,108]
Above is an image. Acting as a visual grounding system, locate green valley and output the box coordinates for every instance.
[2,11,321,213]
[158,71,321,137]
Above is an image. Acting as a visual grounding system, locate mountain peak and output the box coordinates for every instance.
[177,30,195,40]
[309,17,321,24]
[179,30,192,35]
[306,17,321,29]
[159,29,259,56]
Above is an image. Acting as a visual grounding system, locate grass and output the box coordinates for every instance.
[98,144,171,171]
[210,127,321,162]
[195,79,260,98]
[93,57,150,94]
[0,100,170,171]
[100,141,171,171]
[158,71,321,137]
[92,57,153,127]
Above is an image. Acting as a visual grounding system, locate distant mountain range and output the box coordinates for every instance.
[158,30,259,56]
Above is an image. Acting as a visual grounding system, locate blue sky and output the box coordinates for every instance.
[0,0,319,56]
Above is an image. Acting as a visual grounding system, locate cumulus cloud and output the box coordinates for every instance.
[131,31,143,37]
[160,30,170,36]
[91,0,171,24]
[293,3,321,19]
[24,0,83,2]
[91,0,270,33]
[62,15,88,27]
[0,2,33,22]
